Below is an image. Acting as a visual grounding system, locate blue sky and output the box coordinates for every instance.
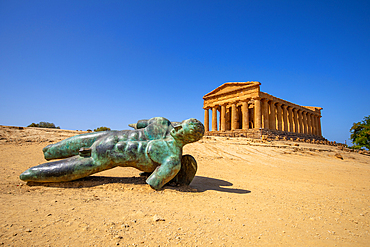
[0,0,369,144]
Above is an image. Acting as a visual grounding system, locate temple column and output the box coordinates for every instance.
[242,101,249,130]
[302,111,307,134]
[220,104,226,132]
[312,115,316,135]
[254,98,262,129]
[276,103,282,131]
[218,108,221,132]
[292,108,298,133]
[314,115,319,136]
[318,116,322,136]
[293,109,298,133]
[298,110,303,133]
[226,107,231,131]
[287,107,293,132]
[262,99,269,129]
[212,106,218,131]
[204,108,209,132]
[306,113,310,135]
[316,116,319,135]
[306,112,310,134]
[282,105,288,132]
[269,101,276,130]
[231,103,238,130]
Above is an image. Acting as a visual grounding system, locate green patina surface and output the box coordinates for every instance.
[20,117,204,190]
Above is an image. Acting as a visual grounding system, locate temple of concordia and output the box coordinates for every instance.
[203,81,325,140]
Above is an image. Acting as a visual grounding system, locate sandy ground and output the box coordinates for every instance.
[0,126,369,246]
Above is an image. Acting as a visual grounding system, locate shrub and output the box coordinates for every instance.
[94,126,111,132]
[28,123,38,127]
[27,122,60,129]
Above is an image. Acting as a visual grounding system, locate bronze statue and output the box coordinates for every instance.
[20,117,204,190]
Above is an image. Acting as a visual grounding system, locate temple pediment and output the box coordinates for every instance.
[203,81,261,99]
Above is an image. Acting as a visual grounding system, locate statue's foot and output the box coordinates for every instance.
[169,154,197,186]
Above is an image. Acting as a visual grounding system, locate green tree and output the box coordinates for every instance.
[350,115,370,150]
[27,122,60,129]
[94,126,111,132]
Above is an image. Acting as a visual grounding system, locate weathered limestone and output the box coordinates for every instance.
[204,108,209,132]
[287,107,293,132]
[276,103,282,131]
[293,108,299,133]
[311,115,315,135]
[270,101,276,131]
[242,102,249,130]
[220,104,226,132]
[262,99,269,129]
[302,111,307,134]
[308,113,312,135]
[282,105,288,132]
[231,103,237,130]
[212,106,218,131]
[254,98,262,129]
[203,81,323,140]
[298,110,303,134]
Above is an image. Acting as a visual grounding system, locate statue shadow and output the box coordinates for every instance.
[190,176,251,194]
[26,175,147,189]
[26,175,251,194]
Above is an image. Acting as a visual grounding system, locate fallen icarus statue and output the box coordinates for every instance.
[20,117,204,190]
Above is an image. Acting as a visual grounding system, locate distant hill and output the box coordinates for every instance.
[0,125,87,144]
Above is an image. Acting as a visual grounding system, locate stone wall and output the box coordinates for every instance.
[205,129,262,139]
[261,129,326,141]
[205,128,326,142]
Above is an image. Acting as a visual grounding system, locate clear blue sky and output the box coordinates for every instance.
[0,0,369,144]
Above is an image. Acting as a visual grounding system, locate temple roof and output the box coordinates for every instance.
[203,81,261,99]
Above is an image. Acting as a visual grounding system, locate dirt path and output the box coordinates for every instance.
[0,127,369,246]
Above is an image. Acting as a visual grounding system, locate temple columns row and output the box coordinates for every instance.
[261,99,322,136]
[204,99,253,132]
[204,99,322,136]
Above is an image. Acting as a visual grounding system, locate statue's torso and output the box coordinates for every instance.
[90,129,179,172]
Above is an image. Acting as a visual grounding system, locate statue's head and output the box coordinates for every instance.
[171,118,205,144]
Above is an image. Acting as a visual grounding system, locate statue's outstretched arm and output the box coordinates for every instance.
[146,156,181,190]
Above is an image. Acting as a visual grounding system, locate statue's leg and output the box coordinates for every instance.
[19,156,115,182]
[43,131,108,160]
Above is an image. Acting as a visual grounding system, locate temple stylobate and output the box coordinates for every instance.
[203,82,324,140]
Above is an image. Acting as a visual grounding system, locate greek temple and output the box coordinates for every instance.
[203,81,324,139]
